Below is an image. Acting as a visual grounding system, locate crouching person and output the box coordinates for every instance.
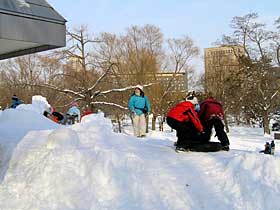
[199,94,230,151]
[166,95,206,152]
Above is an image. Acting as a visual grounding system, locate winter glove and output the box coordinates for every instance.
[197,131,205,136]
[131,110,136,116]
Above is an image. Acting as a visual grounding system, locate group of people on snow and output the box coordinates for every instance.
[166,92,230,152]
[9,95,82,125]
[44,102,82,125]
[128,86,230,152]
[8,85,229,152]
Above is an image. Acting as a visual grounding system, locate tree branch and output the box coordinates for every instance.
[86,63,116,93]
[95,83,155,97]
[91,101,128,110]
[21,83,85,98]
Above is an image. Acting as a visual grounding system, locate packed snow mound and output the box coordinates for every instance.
[1,110,280,210]
[17,95,51,115]
[46,128,80,150]
[81,112,112,127]
[0,107,61,186]
[0,109,60,139]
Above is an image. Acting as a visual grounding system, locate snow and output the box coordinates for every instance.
[46,128,80,150]
[0,101,280,210]
[16,0,30,8]
[17,95,51,115]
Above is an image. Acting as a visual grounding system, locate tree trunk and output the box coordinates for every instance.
[224,112,230,133]
[146,115,149,133]
[262,110,270,135]
[159,122,164,131]
[152,115,156,130]
[235,115,241,125]
[117,115,122,133]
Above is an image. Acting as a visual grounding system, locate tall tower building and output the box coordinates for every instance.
[204,45,244,97]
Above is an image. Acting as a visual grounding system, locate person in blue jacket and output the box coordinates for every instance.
[128,85,151,137]
[10,95,23,108]
[66,102,81,123]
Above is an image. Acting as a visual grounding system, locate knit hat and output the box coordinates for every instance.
[71,102,78,107]
[135,85,144,92]
[12,95,18,101]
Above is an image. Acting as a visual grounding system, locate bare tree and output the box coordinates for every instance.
[94,25,164,130]
[150,36,199,130]
[220,13,280,134]
[273,17,280,66]
[0,24,200,134]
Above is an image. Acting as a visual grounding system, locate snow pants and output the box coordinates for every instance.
[166,117,208,148]
[202,118,230,146]
[132,114,146,137]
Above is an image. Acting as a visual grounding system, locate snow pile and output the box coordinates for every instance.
[0,108,59,139]
[0,107,60,183]
[81,111,111,127]
[0,108,280,210]
[17,95,51,115]
[46,128,80,150]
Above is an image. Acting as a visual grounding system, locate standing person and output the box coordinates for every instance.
[128,85,151,137]
[9,95,22,108]
[66,102,81,123]
[199,94,230,151]
[166,95,205,151]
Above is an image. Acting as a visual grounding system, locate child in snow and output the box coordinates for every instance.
[128,85,151,137]
[9,95,23,109]
[198,93,230,151]
[66,102,81,124]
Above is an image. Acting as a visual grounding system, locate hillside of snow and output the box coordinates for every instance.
[0,106,280,210]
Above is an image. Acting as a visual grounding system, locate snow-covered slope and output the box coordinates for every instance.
[0,109,60,182]
[0,109,280,210]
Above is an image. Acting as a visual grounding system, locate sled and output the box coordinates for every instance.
[176,142,223,153]
[52,111,64,121]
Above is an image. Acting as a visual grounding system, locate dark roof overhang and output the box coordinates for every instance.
[0,0,67,60]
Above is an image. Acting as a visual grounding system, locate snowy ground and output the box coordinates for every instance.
[0,106,280,210]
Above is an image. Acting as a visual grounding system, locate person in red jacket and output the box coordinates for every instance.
[167,95,206,151]
[199,95,230,151]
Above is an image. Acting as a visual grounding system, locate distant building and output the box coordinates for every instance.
[151,72,187,92]
[204,45,244,97]
[0,0,66,60]
[105,72,188,92]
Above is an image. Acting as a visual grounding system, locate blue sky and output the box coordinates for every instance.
[47,0,279,71]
